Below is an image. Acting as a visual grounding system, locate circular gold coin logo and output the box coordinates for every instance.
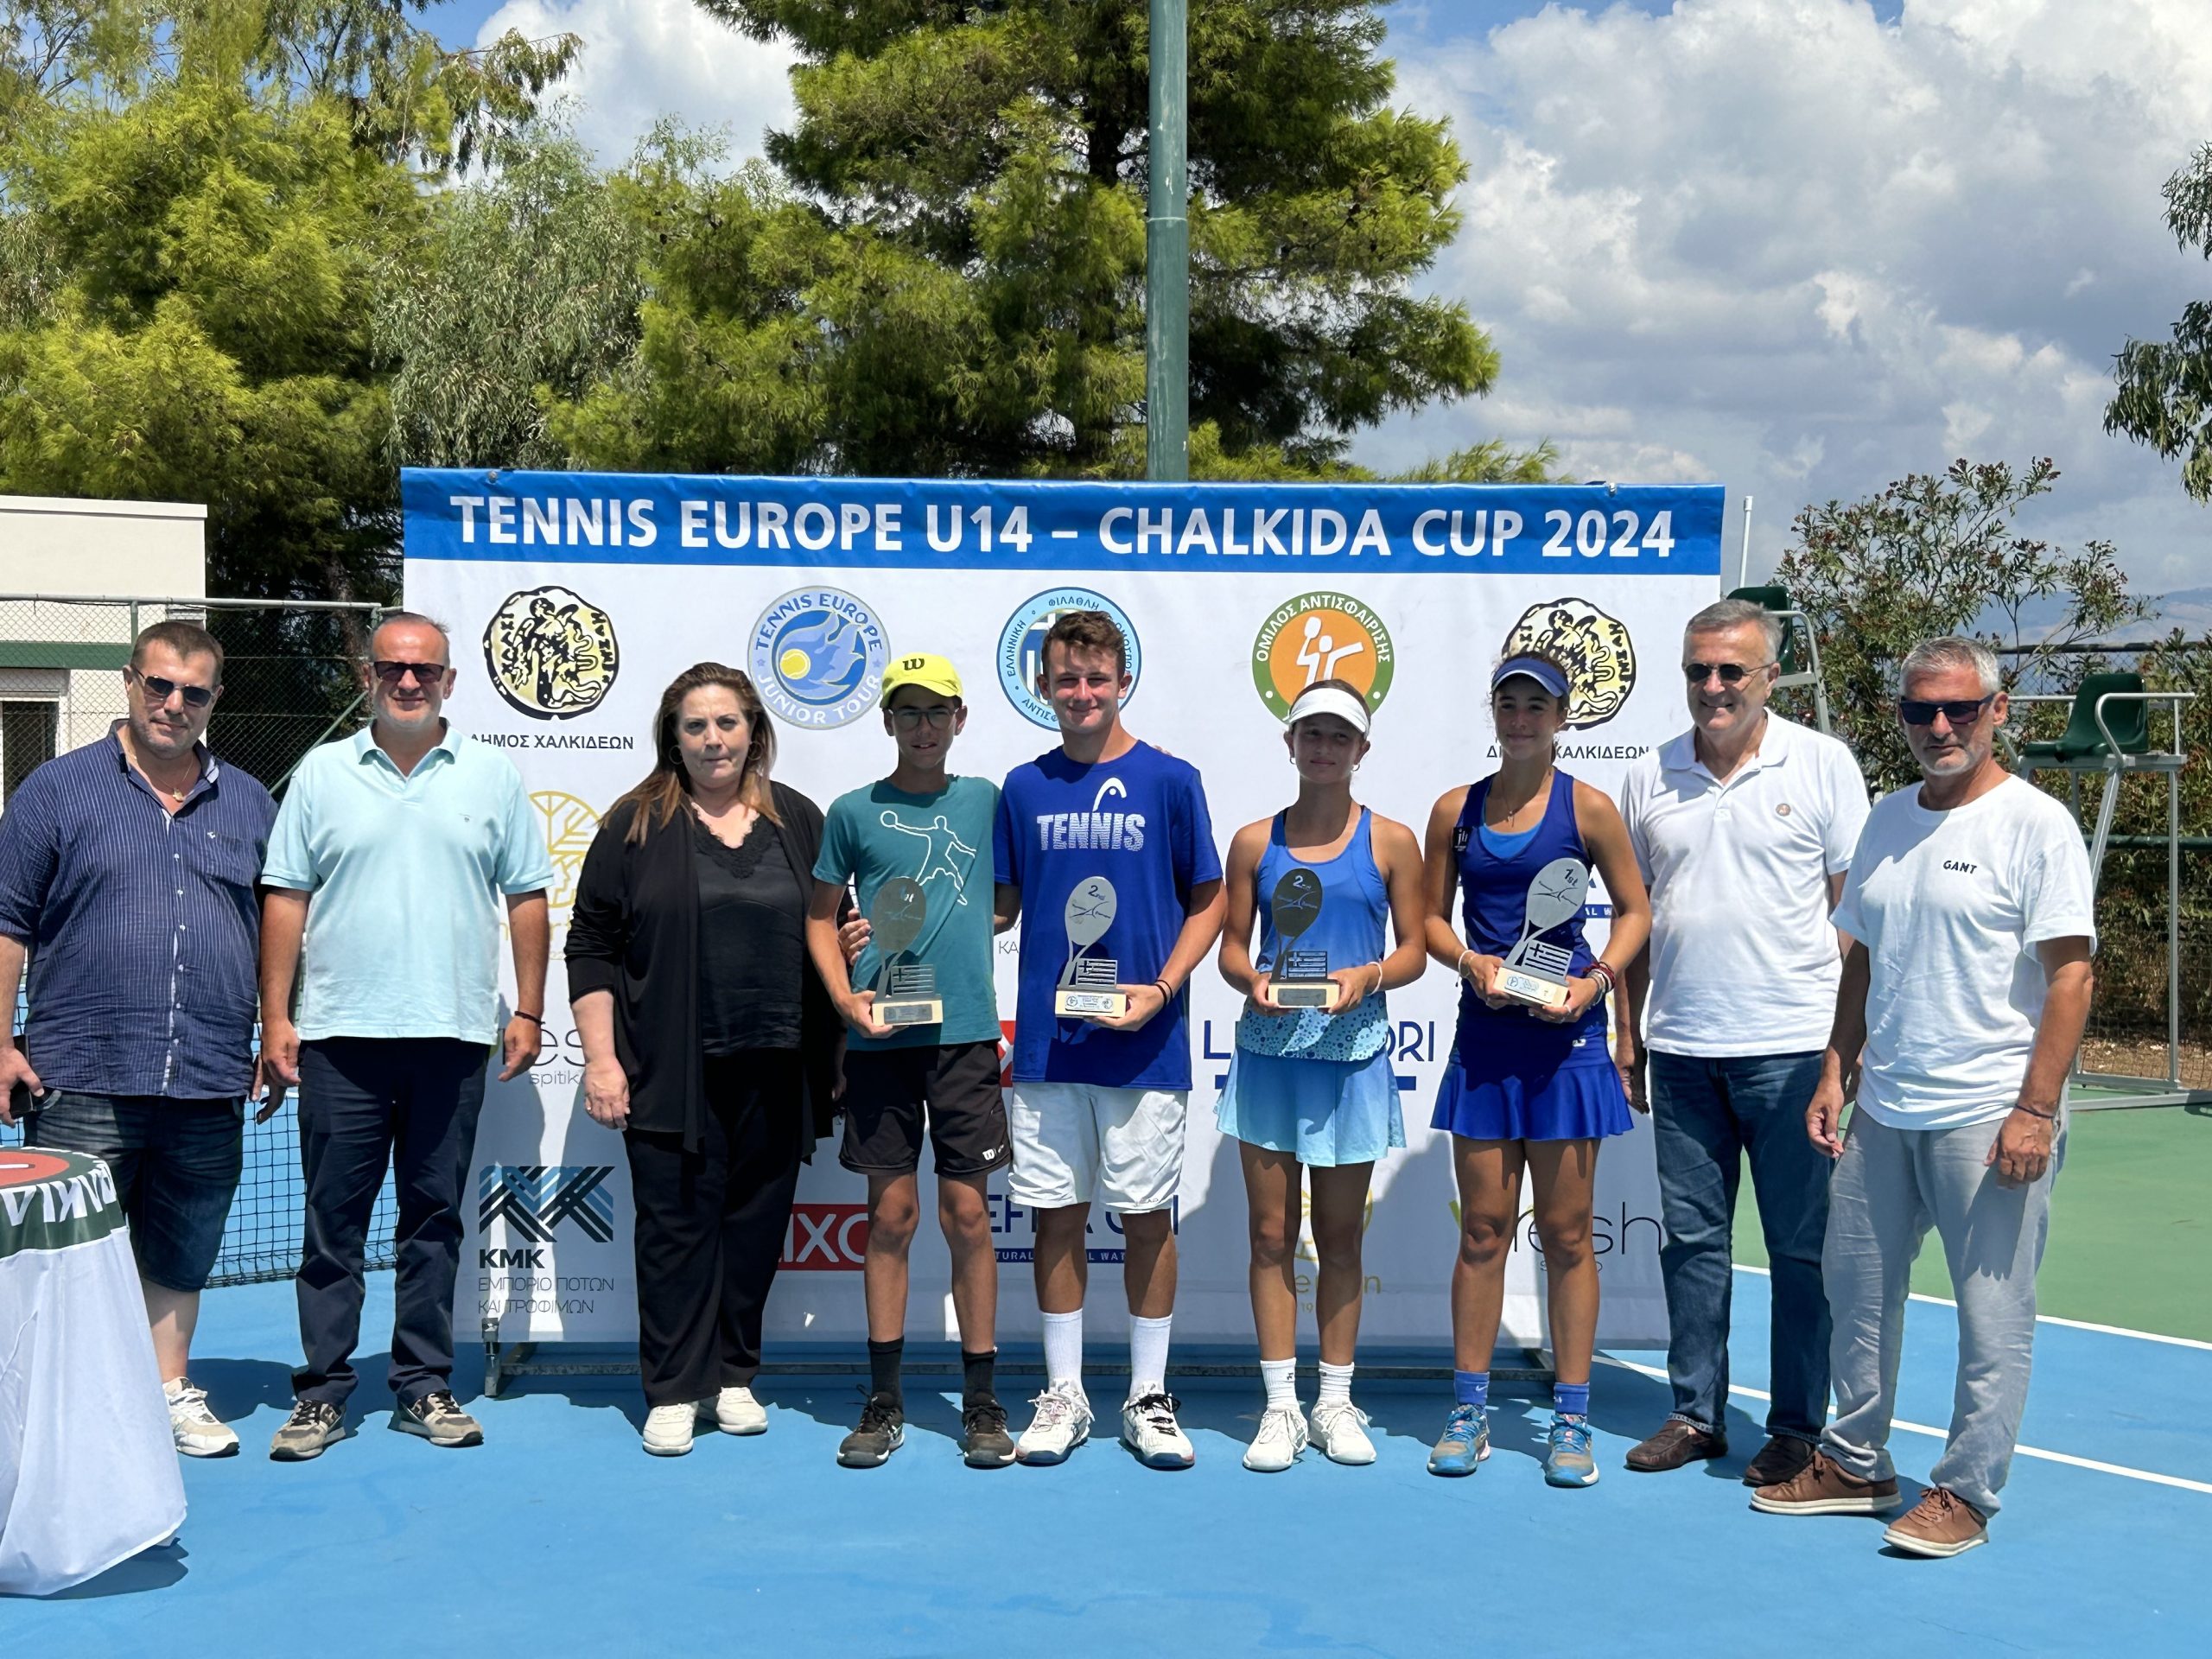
[1499,597,1637,731]
[482,586,620,720]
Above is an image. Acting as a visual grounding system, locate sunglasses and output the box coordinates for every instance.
[890,707,956,731]
[130,670,215,709]
[1897,694,1994,727]
[1681,660,1773,686]
[372,660,450,686]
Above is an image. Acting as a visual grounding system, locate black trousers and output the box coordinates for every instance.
[294,1037,489,1408]
[624,1050,806,1406]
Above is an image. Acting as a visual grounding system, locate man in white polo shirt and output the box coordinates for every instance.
[1618,597,1869,1487]
[1752,635,2094,1559]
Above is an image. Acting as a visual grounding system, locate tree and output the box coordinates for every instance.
[2107,142,2212,501]
[0,14,420,599]
[1775,458,2147,796]
[550,0,1514,479]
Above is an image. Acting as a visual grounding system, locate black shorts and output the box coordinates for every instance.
[839,1040,1010,1178]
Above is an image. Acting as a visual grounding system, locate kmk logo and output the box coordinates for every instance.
[477,1165,616,1244]
[783,1203,870,1271]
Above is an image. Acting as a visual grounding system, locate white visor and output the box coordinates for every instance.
[1285,683,1372,735]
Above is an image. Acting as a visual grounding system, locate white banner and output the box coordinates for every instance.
[404,472,1723,1354]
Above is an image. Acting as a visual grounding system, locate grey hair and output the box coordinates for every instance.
[1898,635,2001,696]
[1683,598,1783,660]
[371,609,453,664]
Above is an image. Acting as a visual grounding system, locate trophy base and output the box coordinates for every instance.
[1496,968,1571,1010]
[1272,982,1340,1009]
[876,997,944,1027]
[1055,988,1128,1019]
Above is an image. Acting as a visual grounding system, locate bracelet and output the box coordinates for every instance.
[1369,962,1384,995]
[2011,1101,2058,1121]
[1153,978,1176,1003]
[1456,949,1476,981]
[512,1010,543,1026]
[1586,961,1617,999]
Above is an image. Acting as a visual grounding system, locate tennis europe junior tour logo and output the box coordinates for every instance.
[481,586,620,720]
[997,588,1142,729]
[477,1165,617,1245]
[1250,591,1395,719]
[1498,597,1637,730]
[749,586,889,730]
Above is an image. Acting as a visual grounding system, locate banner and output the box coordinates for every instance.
[403,470,1725,1354]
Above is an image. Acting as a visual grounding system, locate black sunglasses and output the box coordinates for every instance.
[1681,660,1773,686]
[372,660,450,686]
[130,669,215,709]
[1898,694,1994,727]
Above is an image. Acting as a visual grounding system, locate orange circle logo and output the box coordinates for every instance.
[0,1150,71,1187]
[1251,593,1395,719]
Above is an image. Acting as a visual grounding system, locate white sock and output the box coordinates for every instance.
[1042,1309,1084,1392]
[1259,1357,1298,1412]
[1128,1313,1173,1400]
[1317,1360,1354,1410]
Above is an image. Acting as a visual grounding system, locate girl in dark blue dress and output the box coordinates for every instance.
[1420,652,1650,1488]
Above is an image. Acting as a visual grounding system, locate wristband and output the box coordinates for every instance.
[1154,979,1176,1004]
[2011,1101,2057,1121]
[512,1010,543,1026]
[1456,949,1476,981]
[1369,962,1384,995]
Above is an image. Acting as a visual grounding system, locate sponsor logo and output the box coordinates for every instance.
[1249,591,1395,719]
[532,791,601,920]
[783,1202,870,1270]
[481,586,620,720]
[476,1165,617,1249]
[1498,597,1637,730]
[749,586,889,729]
[0,1153,120,1249]
[0,1149,72,1188]
[996,588,1141,729]
[989,1192,1179,1264]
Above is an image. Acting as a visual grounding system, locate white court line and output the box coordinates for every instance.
[1730,1263,2212,1351]
[1594,1355,2212,1497]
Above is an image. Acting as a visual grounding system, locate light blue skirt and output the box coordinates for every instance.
[1215,1046,1404,1167]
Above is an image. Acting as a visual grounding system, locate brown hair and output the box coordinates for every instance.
[130,620,224,682]
[1492,645,1576,706]
[1040,608,1127,677]
[613,663,782,844]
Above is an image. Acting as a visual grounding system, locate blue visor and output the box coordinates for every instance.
[1492,654,1571,699]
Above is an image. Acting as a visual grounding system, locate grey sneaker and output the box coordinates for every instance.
[166,1376,239,1459]
[837,1393,906,1468]
[391,1389,483,1447]
[270,1400,345,1461]
[960,1399,1015,1468]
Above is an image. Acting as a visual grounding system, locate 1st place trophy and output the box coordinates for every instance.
[1494,856,1591,1012]
[868,876,943,1026]
[1268,867,1339,1009]
[1054,876,1127,1019]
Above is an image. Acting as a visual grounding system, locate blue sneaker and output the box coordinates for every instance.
[1427,1403,1489,1477]
[1543,1414,1599,1487]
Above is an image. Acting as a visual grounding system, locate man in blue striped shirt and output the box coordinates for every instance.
[0,620,277,1459]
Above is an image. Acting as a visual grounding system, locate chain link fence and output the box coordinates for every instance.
[3,593,398,1286]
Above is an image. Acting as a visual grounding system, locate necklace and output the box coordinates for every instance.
[1490,767,1554,831]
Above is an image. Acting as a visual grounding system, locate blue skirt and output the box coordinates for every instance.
[1430,1047,1631,1143]
[1216,1047,1404,1167]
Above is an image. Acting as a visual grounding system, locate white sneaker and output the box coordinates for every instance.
[1122,1390,1196,1470]
[642,1402,697,1457]
[1242,1404,1308,1472]
[704,1386,767,1435]
[165,1377,238,1459]
[1014,1382,1094,1465]
[1309,1400,1376,1465]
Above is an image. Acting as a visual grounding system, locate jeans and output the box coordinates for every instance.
[292,1038,489,1408]
[1649,1049,1832,1441]
[1821,1109,2063,1516]
[27,1091,244,1291]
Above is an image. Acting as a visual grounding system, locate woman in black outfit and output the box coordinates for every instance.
[567,662,845,1457]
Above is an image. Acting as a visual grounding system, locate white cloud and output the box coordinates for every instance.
[1374,0,2212,589]
[480,0,796,168]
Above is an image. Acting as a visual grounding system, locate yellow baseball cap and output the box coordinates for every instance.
[880,652,964,706]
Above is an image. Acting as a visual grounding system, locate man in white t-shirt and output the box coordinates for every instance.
[1751,636,2094,1560]
[1618,598,1869,1487]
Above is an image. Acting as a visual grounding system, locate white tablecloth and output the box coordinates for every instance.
[0,1148,186,1596]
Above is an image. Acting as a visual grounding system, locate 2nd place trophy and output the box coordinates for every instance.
[1054,876,1127,1019]
[1493,856,1591,1012]
[1268,867,1339,1009]
[868,876,943,1027]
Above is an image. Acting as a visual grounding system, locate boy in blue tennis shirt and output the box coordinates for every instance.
[806,652,1009,1472]
[992,610,1224,1469]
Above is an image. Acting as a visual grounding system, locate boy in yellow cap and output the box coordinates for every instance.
[803,652,1011,1468]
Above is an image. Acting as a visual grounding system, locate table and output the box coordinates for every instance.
[0,1147,186,1596]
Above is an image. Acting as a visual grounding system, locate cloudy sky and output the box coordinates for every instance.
[423,0,2212,593]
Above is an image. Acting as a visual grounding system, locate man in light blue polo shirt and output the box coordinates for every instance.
[257,612,551,1460]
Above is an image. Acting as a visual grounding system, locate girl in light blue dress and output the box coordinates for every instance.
[1214,679,1428,1472]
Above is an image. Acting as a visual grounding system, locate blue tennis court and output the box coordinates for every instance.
[16,1267,2208,1656]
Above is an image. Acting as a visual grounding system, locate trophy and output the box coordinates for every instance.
[1495,857,1590,1012]
[1054,876,1127,1019]
[868,876,943,1026]
[1268,868,1338,1009]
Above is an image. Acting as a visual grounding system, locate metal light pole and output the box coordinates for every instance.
[1145,0,1189,481]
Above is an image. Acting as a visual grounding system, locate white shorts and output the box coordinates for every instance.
[1007,1082,1188,1213]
